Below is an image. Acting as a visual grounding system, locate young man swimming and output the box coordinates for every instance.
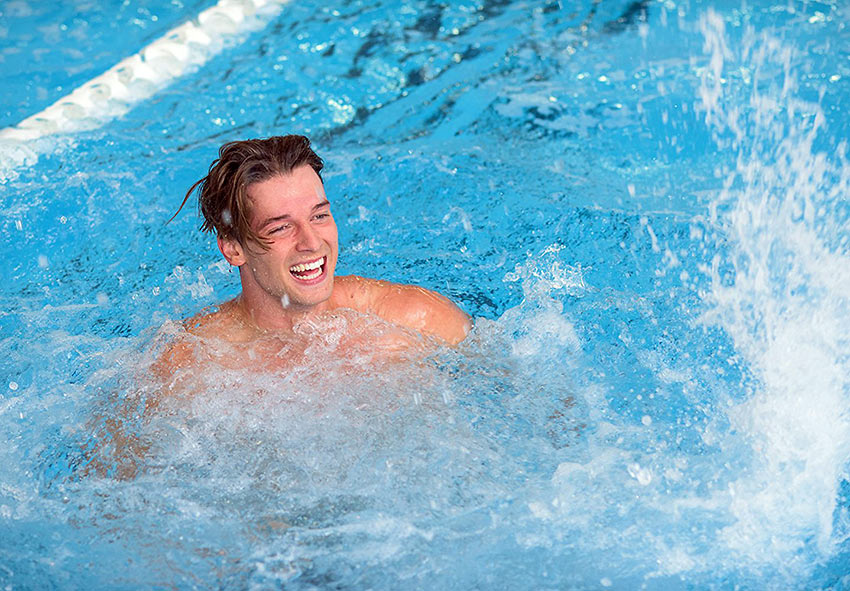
[82,134,469,479]
[169,135,470,361]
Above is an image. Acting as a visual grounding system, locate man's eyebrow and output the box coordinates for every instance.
[258,201,331,228]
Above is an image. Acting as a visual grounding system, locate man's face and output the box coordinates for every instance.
[234,165,339,310]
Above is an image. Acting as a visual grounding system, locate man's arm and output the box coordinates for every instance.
[79,332,197,480]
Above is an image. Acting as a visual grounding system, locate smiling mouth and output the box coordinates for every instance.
[289,256,326,282]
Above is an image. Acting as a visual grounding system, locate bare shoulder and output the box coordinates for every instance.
[152,300,251,381]
[185,299,267,344]
[330,275,376,311]
[333,275,471,345]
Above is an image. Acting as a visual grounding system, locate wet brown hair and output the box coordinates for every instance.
[171,135,324,248]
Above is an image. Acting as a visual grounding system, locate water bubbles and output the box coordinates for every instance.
[503,243,587,298]
[327,96,355,126]
[356,205,371,222]
[8,381,18,391]
[37,255,48,268]
[698,8,850,570]
[627,462,653,486]
[442,206,472,233]
[221,208,232,227]
[164,266,214,300]
[209,259,230,274]
[641,415,652,426]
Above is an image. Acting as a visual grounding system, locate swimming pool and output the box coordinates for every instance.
[2,0,850,588]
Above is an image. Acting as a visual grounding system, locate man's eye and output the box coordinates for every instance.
[314,213,330,221]
[268,224,290,234]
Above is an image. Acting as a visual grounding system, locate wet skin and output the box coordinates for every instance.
[161,165,471,374]
[99,167,471,477]
[217,166,341,330]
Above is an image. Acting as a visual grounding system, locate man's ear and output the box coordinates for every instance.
[218,235,246,266]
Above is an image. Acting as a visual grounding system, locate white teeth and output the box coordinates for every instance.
[297,268,322,280]
[290,257,324,274]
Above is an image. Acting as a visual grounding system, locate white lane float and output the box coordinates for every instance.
[0,0,290,181]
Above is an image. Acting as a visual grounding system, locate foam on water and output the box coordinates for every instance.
[4,1,850,588]
[486,10,850,587]
[697,9,850,572]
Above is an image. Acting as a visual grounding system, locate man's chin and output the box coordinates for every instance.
[283,281,334,309]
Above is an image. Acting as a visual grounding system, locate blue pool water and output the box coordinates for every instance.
[2,0,850,588]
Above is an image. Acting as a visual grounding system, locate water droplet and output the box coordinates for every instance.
[601,578,613,588]
[96,292,109,306]
[627,462,653,485]
[221,209,232,226]
[280,293,290,308]
[37,255,48,268]
[641,415,652,426]
[8,381,18,391]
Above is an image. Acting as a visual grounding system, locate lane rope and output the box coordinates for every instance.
[0,0,289,181]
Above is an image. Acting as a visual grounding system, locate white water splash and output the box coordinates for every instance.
[504,243,589,298]
[698,8,850,568]
[501,244,585,357]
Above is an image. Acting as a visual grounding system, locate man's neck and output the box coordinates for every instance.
[234,284,334,334]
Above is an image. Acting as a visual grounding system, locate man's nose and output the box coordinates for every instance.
[295,223,322,251]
